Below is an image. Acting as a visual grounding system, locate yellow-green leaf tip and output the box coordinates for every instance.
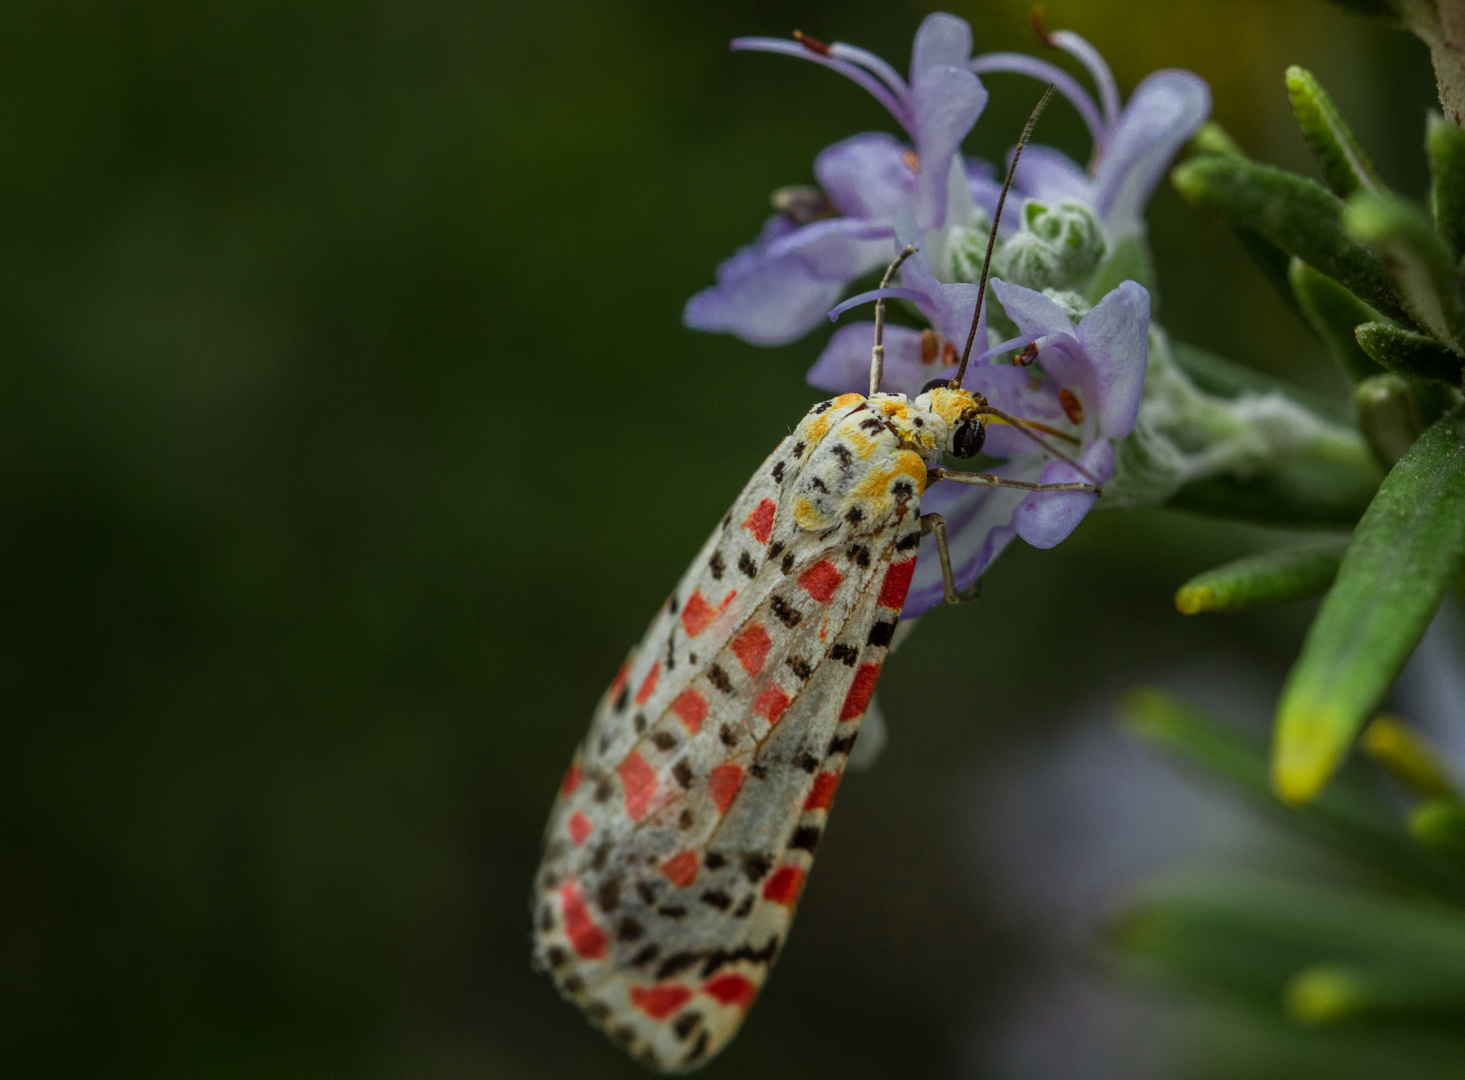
[1174,583,1216,615]
[1271,706,1348,806]
[1284,965,1361,1024]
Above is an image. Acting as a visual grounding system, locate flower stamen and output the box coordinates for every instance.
[793,30,831,56]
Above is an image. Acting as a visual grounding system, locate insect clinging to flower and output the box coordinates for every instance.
[529,79,1113,1073]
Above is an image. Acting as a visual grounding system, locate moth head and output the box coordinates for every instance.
[917,380,986,459]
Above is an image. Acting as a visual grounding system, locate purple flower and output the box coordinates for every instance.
[817,231,1150,616]
[970,26,1209,240]
[683,14,989,346]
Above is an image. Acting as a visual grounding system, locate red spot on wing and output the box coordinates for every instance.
[731,623,771,675]
[558,881,608,959]
[703,973,757,1009]
[683,588,738,638]
[618,753,656,821]
[634,662,661,706]
[708,763,744,813]
[840,662,882,720]
[671,688,708,733]
[753,684,790,725]
[761,865,805,906]
[805,771,840,811]
[661,849,699,887]
[798,560,843,603]
[610,661,629,698]
[629,983,694,1021]
[743,498,777,545]
[878,558,916,609]
[561,763,581,797]
[681,591,714,637]
[567,811,592,847]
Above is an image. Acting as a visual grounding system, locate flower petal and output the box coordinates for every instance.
[683,217,845,346]
[808,323,930,396]
[964,364,1069,457]
[911,64,988,228]
[767,216,893,277]
[1094,70,1211,239]
[1011,440,1114,549]
[1076,280,1151,438]
[895,210,982,345]
[990,278,1075,337]
[902,463,1035,616]
[1012,144,1095,206]
[910,12,972,79]
[815,133,917,219]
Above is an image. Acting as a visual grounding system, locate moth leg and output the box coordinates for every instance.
[928,466,1100,496]
[920,512,959,605]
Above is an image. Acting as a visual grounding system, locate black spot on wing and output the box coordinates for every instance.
[657,951,700,980]
[741,852,772,882]
[652,730,677,752]
[771,596,801,627]
[738,551,758,578]
[673,1011,703,1040]
[896,531,921,551]
[868,620,896,647]
[709,551,726,580]
[790,825,821,852]
[707,664,734,694]
[829,643,858,666]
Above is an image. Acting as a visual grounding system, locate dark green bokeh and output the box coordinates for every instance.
[0,1,1438,1076]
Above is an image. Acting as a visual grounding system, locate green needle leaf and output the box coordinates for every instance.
[1355,321,1465,384]
[1175,540,1349,614]
[1273,404,1465,806]
[1412,799,1465,858]
[1427,113,1465,260]
[1122,688,1465,897]
[1355,373,1428,467]
[1112,873,1465,1005]
[1361,715,1461,799]
[1289,257,1385,382]
[1286,66,1384,198]
[1190,120,1246,158]
[1171,155,1410,324]
[1286,962,1465,1023]
[1346,191,1465,353]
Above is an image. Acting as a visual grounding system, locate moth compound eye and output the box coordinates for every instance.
[952,420,985,458]
[919,378,950,395]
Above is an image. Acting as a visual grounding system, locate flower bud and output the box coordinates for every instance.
[994,199,1107,291]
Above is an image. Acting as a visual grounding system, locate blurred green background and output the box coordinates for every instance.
[0,1,1441,1076]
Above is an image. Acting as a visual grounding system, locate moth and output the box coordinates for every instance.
[530,88,1088,1073]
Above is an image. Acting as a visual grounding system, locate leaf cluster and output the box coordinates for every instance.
[1168,66,1465,807]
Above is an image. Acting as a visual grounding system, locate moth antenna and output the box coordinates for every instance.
[952,84,1055,388]
[972,403,1104,487]
[869,244,917,397]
